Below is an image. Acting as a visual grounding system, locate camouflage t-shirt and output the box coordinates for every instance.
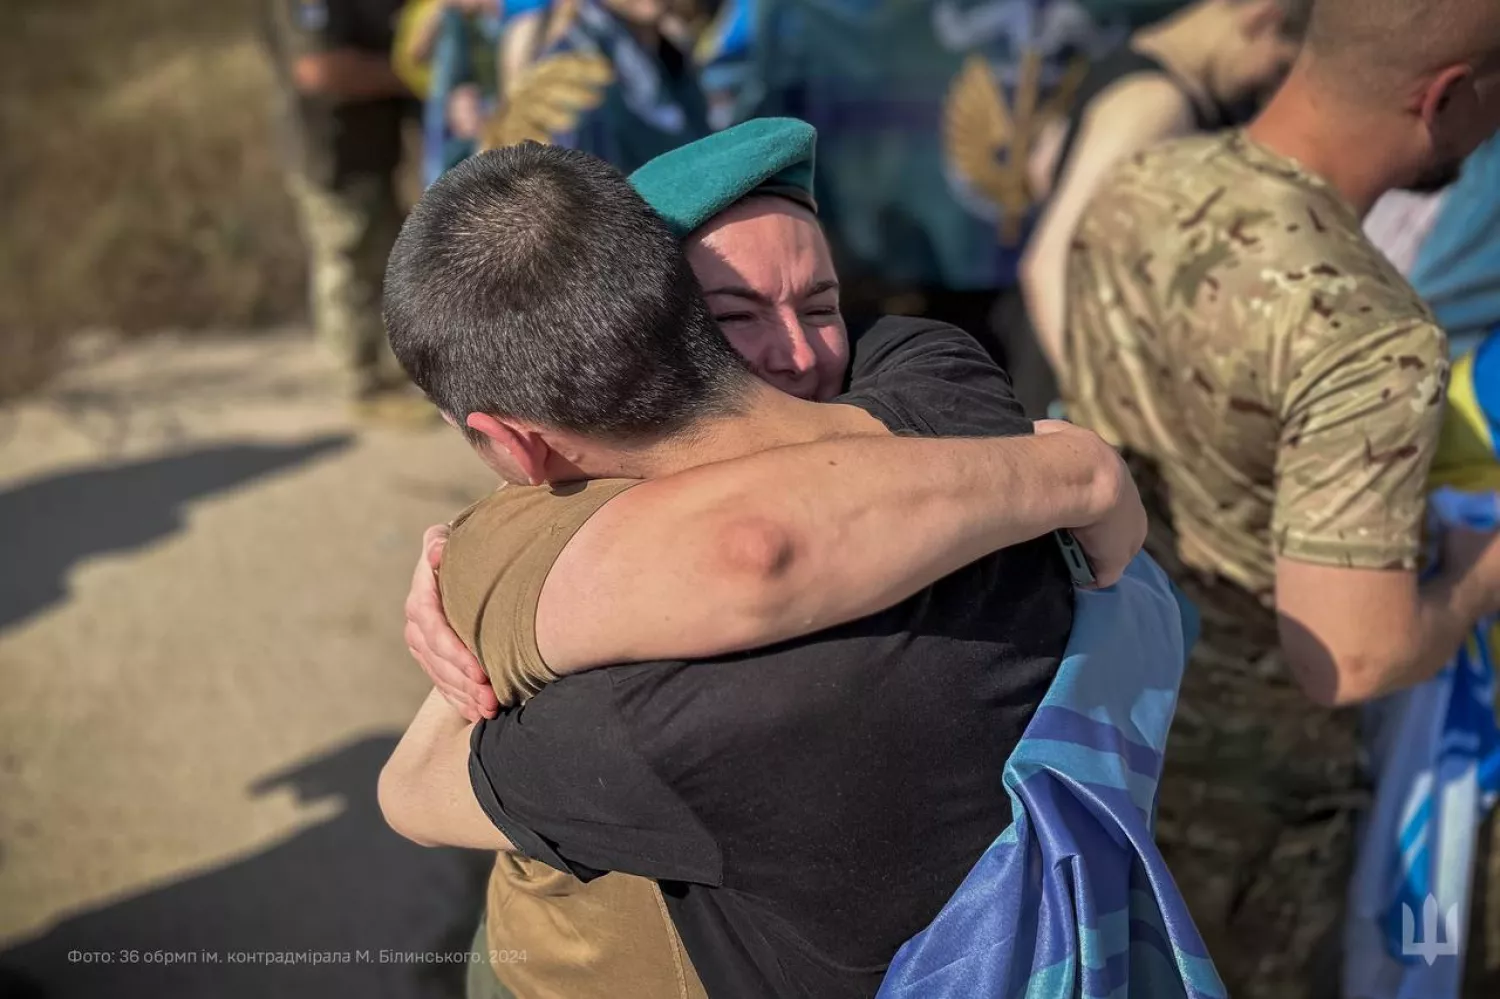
[1065,129,1449,607]
[1063,132,1450,988]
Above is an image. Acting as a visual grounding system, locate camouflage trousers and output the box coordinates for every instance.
[1128,457,1365,998]
[1155,615,1365,999]
[286,171,403,395]
[1467,775,1500,993]
[1126,455,1500,996]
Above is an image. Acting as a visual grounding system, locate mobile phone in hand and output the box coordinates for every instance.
[1053,529,1096,587]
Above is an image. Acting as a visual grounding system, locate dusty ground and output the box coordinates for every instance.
[0,331,498,998]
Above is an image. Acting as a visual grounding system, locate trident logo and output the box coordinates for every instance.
[1401,895,1461,965]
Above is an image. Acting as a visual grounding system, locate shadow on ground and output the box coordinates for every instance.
[0,735,491,998]
[0,436,351,631]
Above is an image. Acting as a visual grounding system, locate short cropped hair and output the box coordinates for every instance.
[1303,0,1500,97]
[384,143,750,442]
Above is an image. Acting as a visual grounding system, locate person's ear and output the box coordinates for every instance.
[465,413,552,486]
[1418,65,1475,130]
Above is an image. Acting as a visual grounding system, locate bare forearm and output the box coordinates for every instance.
[713,433,1112,638]
[294,51,409,101]
[540,430,1119,671]
[379,688,510,850]
[1392,566,1493,693]
[1280,558,1494,706]
[1020,239,1068,373]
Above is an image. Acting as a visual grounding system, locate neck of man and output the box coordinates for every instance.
[1246,64,1415,218]
[585,382,888,481]
[1131,1,1235,108]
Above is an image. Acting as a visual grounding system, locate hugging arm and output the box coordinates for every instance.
[411,422,1142,719]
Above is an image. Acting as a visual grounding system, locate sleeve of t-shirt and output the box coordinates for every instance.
[468,672,724,885]
[439,479,638,706]
[1273,319,1448,569]
[847,317,1033,439]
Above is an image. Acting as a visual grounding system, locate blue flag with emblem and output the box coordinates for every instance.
[749,0,1123,291]
[877,554,1225,999]
[485,0,711,175]
[1345,324,1500,999]
[1345,142,1500,996]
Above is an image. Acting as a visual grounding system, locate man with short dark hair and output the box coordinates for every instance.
[1061,0,1500,993]
[377,140,1123,997]
[385,142,748,453]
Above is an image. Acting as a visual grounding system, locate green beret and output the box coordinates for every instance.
[629,118,818,239]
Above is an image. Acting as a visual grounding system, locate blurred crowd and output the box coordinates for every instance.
[257,2,1500,998]
[260,0,1195,412]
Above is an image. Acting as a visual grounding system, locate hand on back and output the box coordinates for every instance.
[405,525,499,722]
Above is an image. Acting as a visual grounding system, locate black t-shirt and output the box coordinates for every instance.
[469,317,1075,998]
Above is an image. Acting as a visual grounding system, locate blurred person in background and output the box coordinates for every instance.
[397,0,505,182]
[394,0,558,185]
[1357,133,1500,996]
[393,0,497,98]
[746,0,1124,369]
[260,0,420,410]
[408,0,711,185]
[1016,0,1309,414]
[1058,0,1500,994]
[692,0,756,130]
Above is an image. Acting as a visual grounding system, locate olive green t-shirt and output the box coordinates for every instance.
[441,478,637,706]
[440,477,706,999]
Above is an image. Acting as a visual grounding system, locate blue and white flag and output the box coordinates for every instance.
[878,554,1224,999]
[1345,488,1500,999]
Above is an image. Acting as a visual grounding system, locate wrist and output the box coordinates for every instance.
[1046,431,1121,530]
[426,686,472,731]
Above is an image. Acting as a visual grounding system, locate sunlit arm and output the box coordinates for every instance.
[538,424,1135,673]
[293,50,410,102]
[378,688,513,850]
[1277,552,1499,707]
